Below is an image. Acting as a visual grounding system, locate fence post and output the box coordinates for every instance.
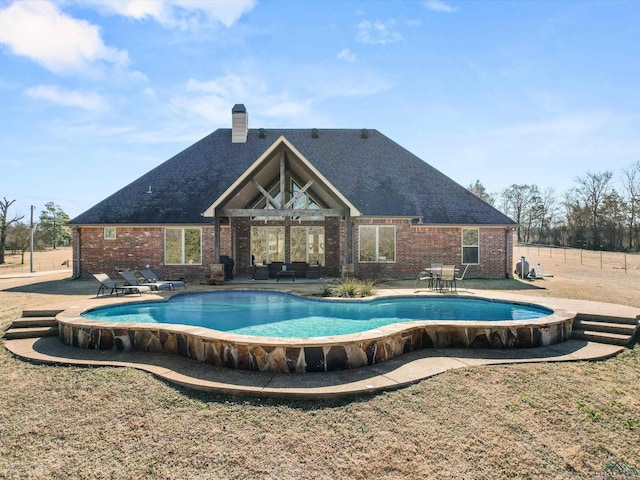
[600,246,603,270]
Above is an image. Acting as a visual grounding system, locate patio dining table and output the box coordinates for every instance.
[419,266,459,291]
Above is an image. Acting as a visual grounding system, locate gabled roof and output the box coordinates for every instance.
[68,128,516,226]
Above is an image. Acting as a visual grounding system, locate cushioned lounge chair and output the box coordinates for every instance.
[139,268,186,290]
[118,271,173,292]
[93,273,151,297]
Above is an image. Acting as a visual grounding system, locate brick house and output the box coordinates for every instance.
[68,104,517,281]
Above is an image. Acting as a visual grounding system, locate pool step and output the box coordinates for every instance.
[3,309,63,340]
[571,313,639,347]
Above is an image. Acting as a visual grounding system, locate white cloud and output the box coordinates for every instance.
[25,85,109,111]
[174,74,314,126]
[0,1,128,75]
[424,0,457,13]
[143,87,157,98]
[171,62,394,129]
[422,112,640,195]
[84,0,256,29]
[356,20,403,45]
[337,49,356,62]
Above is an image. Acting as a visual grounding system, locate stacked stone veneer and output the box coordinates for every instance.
[57,309,574,374]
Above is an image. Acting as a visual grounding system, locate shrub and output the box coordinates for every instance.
[333,280,359,298]
[331,279,376,298]
[317,285,334,297]
[358,281,376,297]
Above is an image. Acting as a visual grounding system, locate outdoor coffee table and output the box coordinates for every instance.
[276,270,296,282]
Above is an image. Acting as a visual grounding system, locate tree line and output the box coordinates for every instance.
[468,160,640,252]
[0,199,71,264]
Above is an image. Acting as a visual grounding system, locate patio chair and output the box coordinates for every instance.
[93,273,150,297]
[439,265,456,292]
[139,268,187,290]
[118,271,173,292]
[412,264,435,290]
[454,264,471,292]
[430,263,443,290]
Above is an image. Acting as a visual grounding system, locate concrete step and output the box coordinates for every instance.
[571,313,639,347]
[3,326,59,340]
[574,320,638,337]
[21,309,64,318]
[574,313,639,326]
[11,317,58,329]
[572,330,633,347]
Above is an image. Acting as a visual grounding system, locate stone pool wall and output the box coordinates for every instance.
[57,311,574,373]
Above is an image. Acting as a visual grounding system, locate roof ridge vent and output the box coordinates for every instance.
[311,128,319,138]
[360,128,368,139]
[258,128,266,138]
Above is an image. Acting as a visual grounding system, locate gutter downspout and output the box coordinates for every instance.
[505,227,509,278]
[214,212,221,264]
[74,227,81,278]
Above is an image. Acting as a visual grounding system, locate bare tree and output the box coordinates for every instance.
[5,222,31,264]
[571,171,613,249]
[601,190,626,250]
[621,160,640,250]
[499,184,540,243]
[0,197,25,264]
[535,188,560,244]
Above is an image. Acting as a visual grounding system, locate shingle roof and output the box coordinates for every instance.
[68,128,515,226]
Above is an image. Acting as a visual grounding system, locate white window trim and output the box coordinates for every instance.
[164,228,202,265]
[358,225,396,263]
[462,228,480,265]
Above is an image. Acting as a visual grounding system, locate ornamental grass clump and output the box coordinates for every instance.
[330,279,376,298]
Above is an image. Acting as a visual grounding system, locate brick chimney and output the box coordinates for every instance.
[232,104,248,143]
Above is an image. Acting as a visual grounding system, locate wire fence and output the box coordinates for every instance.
[0,260,71,276]
[515,244,640,275]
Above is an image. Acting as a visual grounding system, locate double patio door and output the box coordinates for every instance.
[251,225,325,265]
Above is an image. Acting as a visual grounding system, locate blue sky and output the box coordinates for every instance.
[1,0,639,220]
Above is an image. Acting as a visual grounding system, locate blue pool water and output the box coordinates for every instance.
[81,291,553,339]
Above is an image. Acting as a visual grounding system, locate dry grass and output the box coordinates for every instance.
[0,247,639,479]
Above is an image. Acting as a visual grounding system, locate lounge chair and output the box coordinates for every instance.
[138,268,186,290]
[118,271,173,292]
[93,273,151,297]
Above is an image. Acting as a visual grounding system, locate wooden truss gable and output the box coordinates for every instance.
[203,136,359,219]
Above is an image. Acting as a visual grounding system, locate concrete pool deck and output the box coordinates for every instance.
[4,287,638,399]
[4,335,625,399]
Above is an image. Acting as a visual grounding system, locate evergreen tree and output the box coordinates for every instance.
[38,202,71,249]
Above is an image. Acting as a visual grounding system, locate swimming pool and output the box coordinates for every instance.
[57,291,574,373]
[80,291,553,338]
